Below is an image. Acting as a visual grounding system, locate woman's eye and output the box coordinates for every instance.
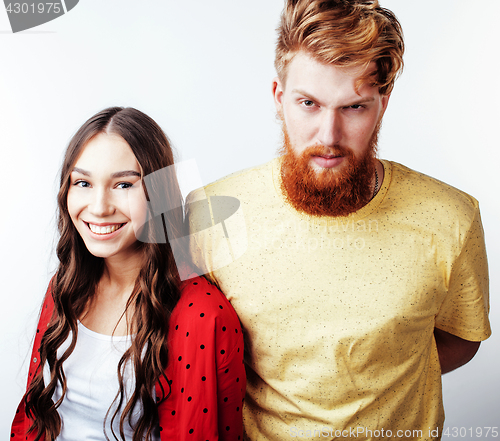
[74,180,90,188]
[117,182,133,189]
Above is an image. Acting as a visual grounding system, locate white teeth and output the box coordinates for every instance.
[88,223,122,235]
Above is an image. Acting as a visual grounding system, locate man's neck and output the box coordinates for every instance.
[371,159,384,200]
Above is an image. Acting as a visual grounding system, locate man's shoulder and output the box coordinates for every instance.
[209,159,275,186]
[187,158,277,202]
[387,161,480,215]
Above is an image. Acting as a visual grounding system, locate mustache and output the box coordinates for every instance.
[300,144,354,159]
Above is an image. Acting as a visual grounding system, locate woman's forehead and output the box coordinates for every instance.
[73,133,140,174]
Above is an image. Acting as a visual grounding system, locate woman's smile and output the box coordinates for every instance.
[86,222,126,236]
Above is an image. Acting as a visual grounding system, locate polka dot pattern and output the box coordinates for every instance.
[11,275,245,441]
[156,275,245,439]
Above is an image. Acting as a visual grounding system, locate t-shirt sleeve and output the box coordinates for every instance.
[157,277,245,441]
[435,206,491,341]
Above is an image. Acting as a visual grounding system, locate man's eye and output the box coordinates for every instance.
[302,100,315,107]
[349,104,363,110]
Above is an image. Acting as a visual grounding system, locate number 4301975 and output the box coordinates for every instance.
[5,3,61,14]
[442,427,499,438]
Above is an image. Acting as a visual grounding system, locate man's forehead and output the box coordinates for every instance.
[283,52,380,100]
[290,51,375,75]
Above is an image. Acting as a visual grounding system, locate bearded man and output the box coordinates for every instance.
[186,1,491,440]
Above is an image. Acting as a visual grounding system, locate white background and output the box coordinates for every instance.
[1,0,499,436]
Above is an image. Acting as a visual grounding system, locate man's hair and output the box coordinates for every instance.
[275,0,404,94]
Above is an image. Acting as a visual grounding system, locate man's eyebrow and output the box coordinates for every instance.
[71,168,141,179]
[291,88,321,102]
[347,96,376,106]
[291,88,376,106]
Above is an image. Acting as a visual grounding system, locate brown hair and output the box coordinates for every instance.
[25,107,185,441]
[275,0,404,94]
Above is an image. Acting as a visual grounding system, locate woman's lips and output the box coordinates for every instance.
[85,222,125,236]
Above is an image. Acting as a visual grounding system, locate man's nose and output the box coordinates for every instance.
[316,110,342,148]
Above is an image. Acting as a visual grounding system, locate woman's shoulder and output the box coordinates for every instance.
[168,276,242,355]
[174,276,239,323]
[167,276,244,373]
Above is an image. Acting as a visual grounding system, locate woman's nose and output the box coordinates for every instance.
[88,188,115,217]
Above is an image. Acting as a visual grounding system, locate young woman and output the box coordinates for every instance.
[11,107,245,441]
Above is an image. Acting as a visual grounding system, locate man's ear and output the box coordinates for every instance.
[272,77,284,114]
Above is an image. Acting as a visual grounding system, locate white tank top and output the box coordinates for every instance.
[43,322,160,441]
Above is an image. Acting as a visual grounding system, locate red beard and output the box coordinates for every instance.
[279,122,380,217]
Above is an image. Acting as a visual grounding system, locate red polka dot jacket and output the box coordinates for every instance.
[11,275,246,440]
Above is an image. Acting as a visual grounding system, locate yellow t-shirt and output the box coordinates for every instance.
[186,159,491,441]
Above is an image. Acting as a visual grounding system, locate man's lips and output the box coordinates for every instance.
[311,154,345,169]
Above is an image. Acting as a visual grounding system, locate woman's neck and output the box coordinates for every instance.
[102,250,143,291]
[80,251,144,336]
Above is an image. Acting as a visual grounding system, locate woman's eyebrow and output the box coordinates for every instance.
[110,170,141,179]
[71,168,141,179]
[71,167,90,176]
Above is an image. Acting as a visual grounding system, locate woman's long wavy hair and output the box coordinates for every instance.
[24,107,186,441]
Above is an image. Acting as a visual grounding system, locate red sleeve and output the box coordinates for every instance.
[157,277,245,441]
[11,283,54,441]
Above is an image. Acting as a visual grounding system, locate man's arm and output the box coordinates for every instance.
[434,328,480,374]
